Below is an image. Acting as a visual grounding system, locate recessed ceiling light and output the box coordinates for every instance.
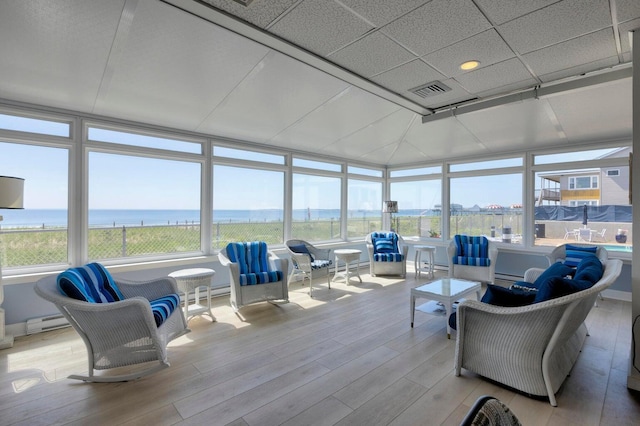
[460,60,480,71]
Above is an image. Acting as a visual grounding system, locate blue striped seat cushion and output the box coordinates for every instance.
[452,235,491,267]
[149,294,179,327]
[57,262,124,303]
[373,253,405,262]
[226,241,284,286]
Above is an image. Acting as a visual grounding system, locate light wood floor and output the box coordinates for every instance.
[2,268,640,425]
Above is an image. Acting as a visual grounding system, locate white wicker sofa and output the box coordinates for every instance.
[454,258,623,406]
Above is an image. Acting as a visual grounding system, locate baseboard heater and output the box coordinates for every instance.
[26,314,70,335]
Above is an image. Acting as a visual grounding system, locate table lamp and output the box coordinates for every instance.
[383,200,398,232]
[0,175,25,349]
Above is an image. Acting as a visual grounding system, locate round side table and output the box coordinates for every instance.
[333,249,362,284]
[414,245,435,279]
[169,268,216,322]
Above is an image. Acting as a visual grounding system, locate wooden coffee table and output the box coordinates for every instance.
[410,278,481,338]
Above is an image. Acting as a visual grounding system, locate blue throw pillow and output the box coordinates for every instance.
[564,244,597,267]
[289,243,314,261]
[533,262,574,288]
[373,237,396,253]
[481,284,536,307]
[534,276,594,303]
[573,255,603,284]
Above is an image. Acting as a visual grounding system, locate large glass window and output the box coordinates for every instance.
[291,173,341,241]
[449,174,523,242]
[0,142,69,269]
[533,147,632,252]
[213,165,284,248]
[347,179,382,238]
[88,152,201,260]
[390,179,442,238]
[88,126,202,154]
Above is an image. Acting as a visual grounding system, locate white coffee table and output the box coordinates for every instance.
[333,249,362,284]
[169,268,216,322]
[410,278,481,338]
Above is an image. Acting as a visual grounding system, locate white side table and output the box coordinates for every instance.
[414,245,436,279]
[169,268,216,322]
[333,249,362,284]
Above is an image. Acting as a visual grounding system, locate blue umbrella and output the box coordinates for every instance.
[582,204,588,227]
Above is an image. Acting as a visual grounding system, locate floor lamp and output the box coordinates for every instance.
[383,200,398,232]
[0,176,25,349]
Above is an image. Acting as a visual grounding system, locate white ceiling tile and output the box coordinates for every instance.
[338,0,430,27]
[328,32,416,77]
[385,139,431,164]
[522,28,618,77]
[474,0,560,25]
[382,0,491,56]
[538,56,620,83]
[0,0,125,111]
[545,78,632,142]
[454,58,536,94]
[371,60,445,94]
[199,51,349,141]
[498,0,612,54]
[93,0,270,130]
[200,0,298,28]
[422,30,516,78]
[615,0,640,23]
[271,87,400,148]
[268,0,373,56]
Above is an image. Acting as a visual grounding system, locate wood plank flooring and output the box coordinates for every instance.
[2,268,640,425]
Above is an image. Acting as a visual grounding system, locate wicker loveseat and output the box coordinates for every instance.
[454,258,623,406]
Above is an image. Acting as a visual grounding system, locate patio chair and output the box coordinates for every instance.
[218,241,288,312]
[365,231,408,277]
[563,227,578,240]
[593,228,607,242]
[285,239,332,297]
[447,235,497,284]
[34,263,190,382]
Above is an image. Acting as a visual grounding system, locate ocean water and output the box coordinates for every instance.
[0,208,420,228]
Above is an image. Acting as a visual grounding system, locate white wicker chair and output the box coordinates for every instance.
[447,235,498,284]
[546,243,608,265]
[218,241,289,312]
[285,239,332,297]
[34,274,190,382]
[365,232,408,277]
[454,259,622,406]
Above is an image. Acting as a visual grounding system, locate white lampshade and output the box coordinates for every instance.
[382,200,398,213]
[0,176,24,209]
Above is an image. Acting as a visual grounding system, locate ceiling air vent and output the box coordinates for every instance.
[231,0,254,6]
[408,81,452,98]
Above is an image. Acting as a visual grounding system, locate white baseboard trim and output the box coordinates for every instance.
[601,289,631,302]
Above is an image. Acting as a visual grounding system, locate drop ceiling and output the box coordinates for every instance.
[0,0,637,167]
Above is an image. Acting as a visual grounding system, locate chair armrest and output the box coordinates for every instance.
[268,251,288,273]
[115,277,178,300]
[218,251,232,267]
[308,247,331,261]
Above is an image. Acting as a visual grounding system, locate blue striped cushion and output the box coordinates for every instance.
[564,244,597,267]
[371,232,399,254]
[57,262,124,303]
[452,235,490,266]
[149,293,179,327]
[238,271,283,285]
[227,241,283,286]
[373,253,404,262]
